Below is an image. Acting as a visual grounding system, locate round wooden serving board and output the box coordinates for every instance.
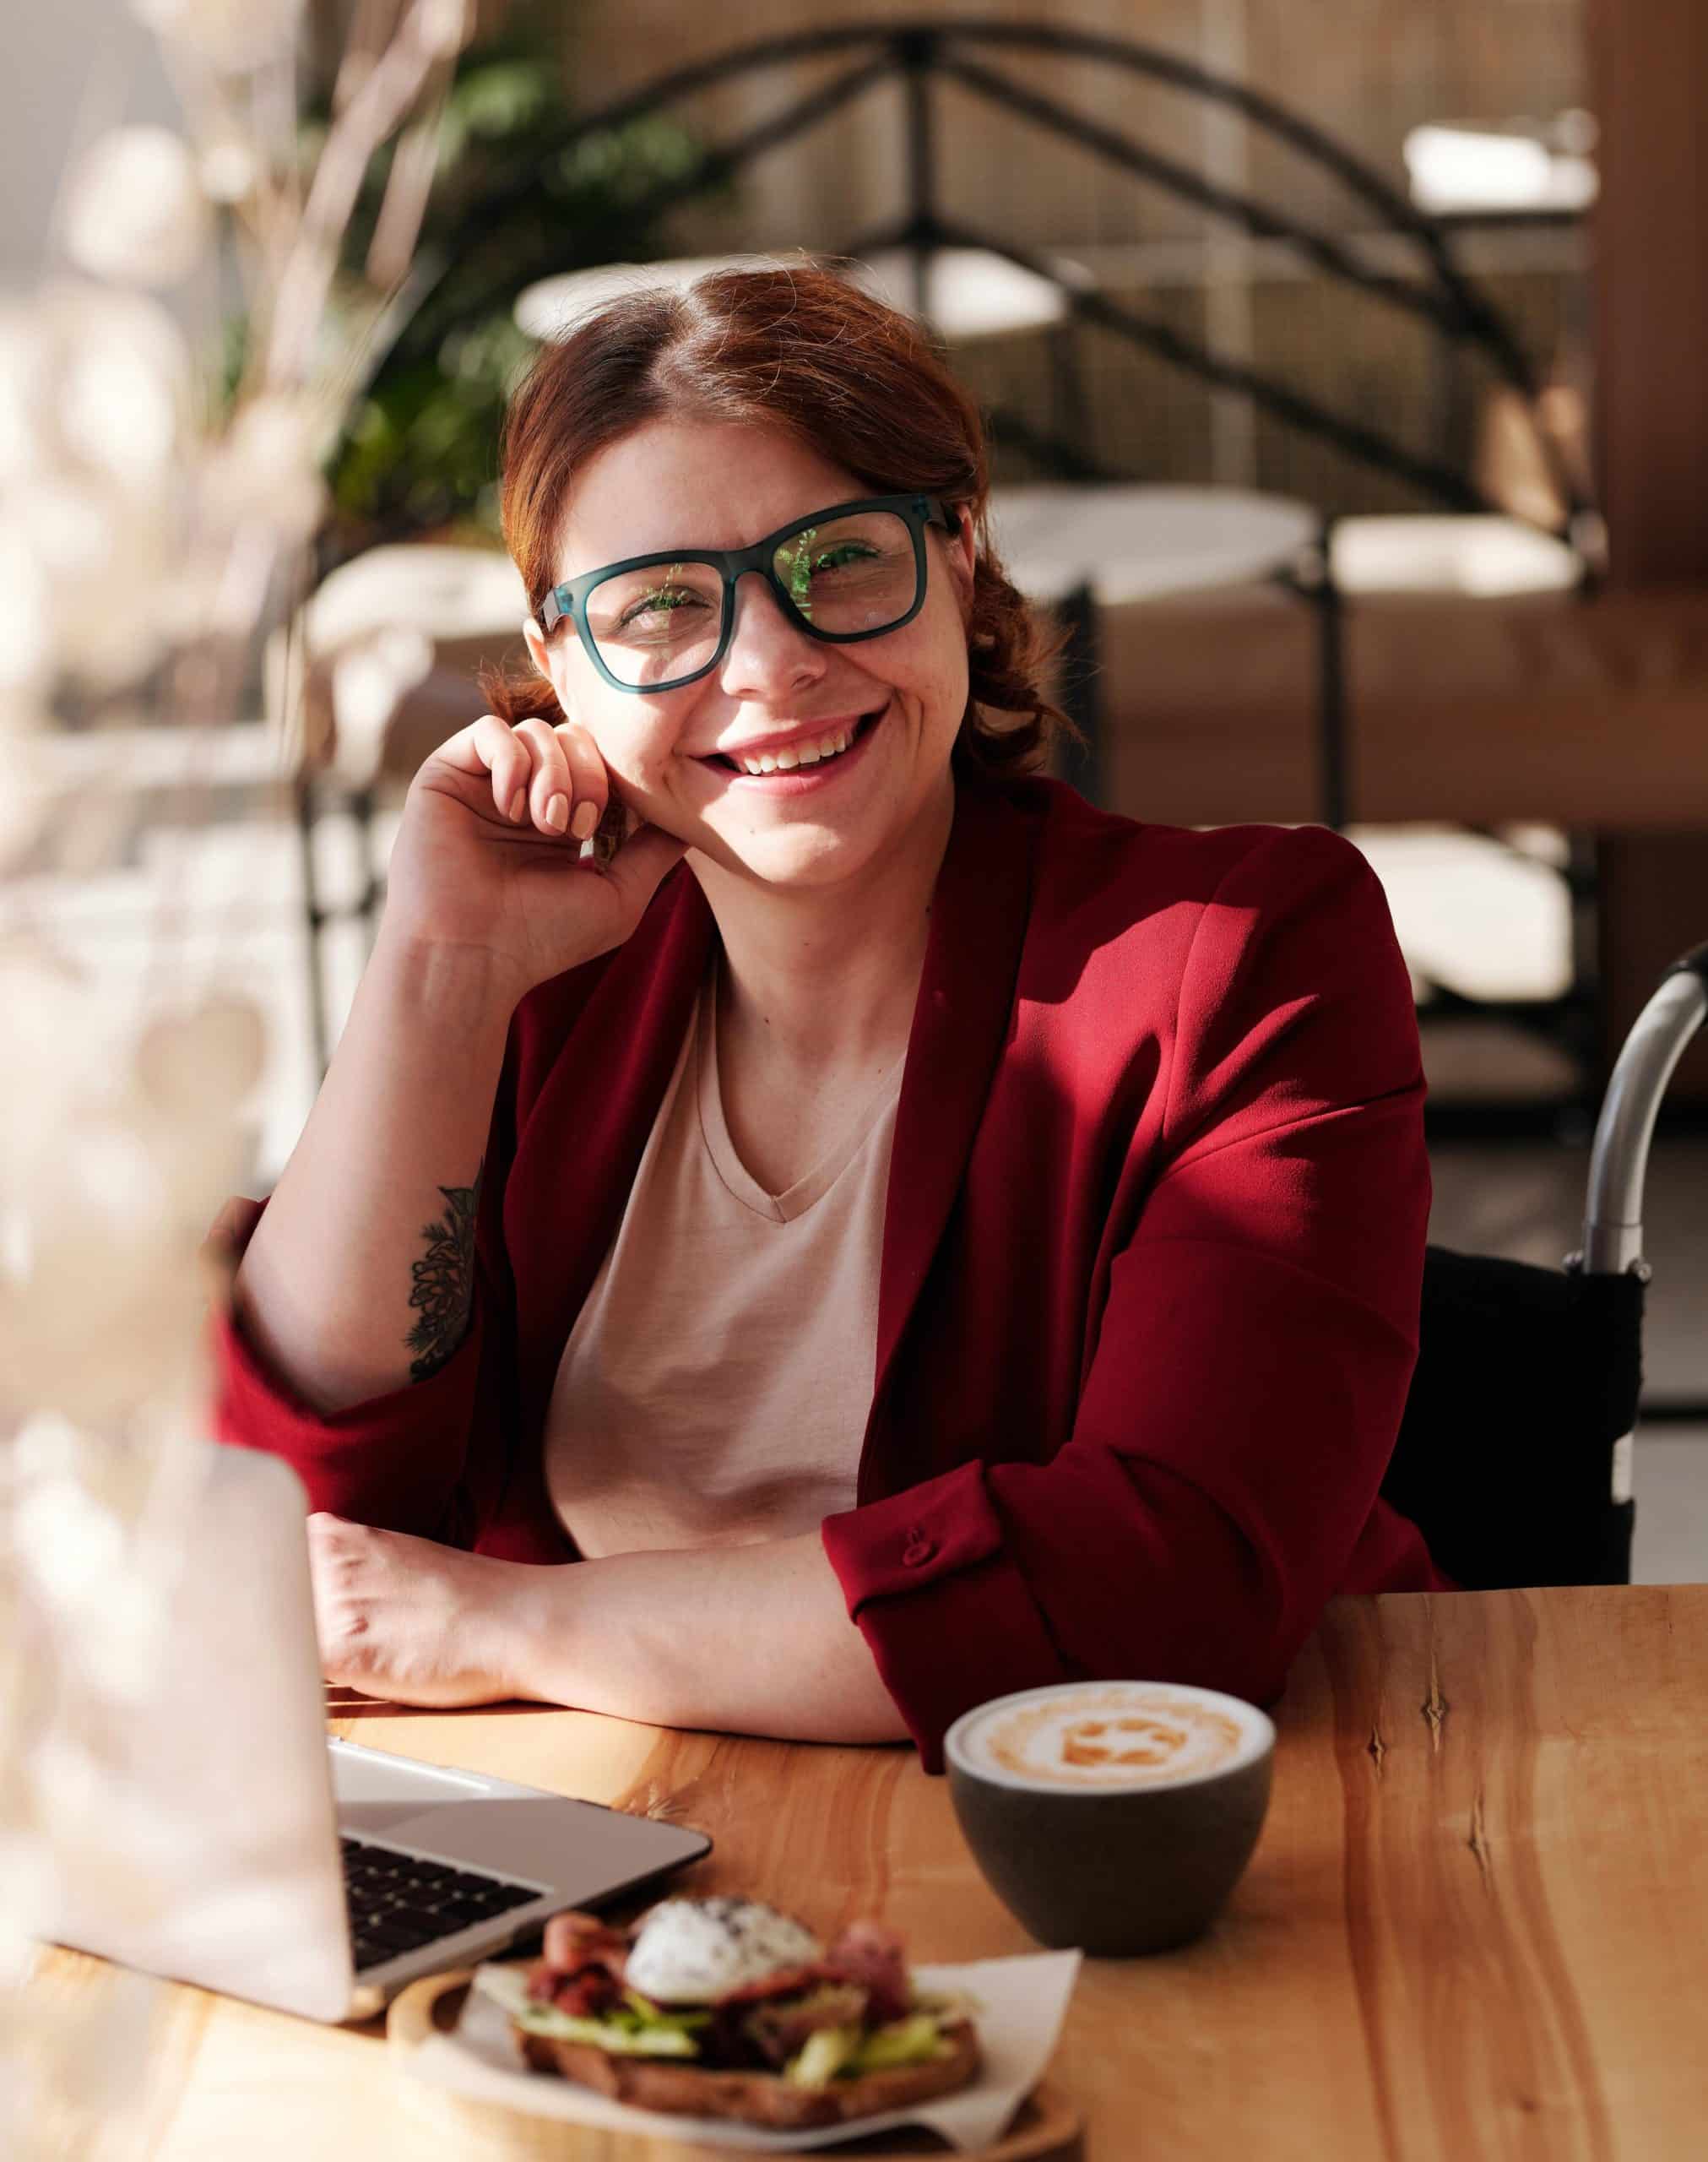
[388,1972,1083,2161]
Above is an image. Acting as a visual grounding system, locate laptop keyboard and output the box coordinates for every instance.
[341,1836,544,1971]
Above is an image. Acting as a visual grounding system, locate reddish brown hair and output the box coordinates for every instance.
[482,263,1071,778]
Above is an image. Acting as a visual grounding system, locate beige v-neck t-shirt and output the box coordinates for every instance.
[543,974,903,1556]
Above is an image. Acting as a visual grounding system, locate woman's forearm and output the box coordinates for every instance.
[233,931,519,1413]
[511,1533,909,1746]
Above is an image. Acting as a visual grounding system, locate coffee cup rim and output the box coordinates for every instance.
[944,1680,1276,1795]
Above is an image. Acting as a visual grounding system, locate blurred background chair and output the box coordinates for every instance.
[1385,946,1706,1589]
[273,546,530,1070]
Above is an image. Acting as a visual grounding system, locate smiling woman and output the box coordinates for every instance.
[485,269,1054,780]
[213,265,1455,1770]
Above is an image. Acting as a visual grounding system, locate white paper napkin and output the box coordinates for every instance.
[396,1948,1082,2152]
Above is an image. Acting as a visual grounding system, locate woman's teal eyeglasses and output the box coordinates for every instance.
[537,493,952,695]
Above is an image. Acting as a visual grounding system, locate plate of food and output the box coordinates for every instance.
[388,1893,1082,2154]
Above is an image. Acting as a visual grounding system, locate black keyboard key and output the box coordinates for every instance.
[357,1919,433,1956]
[442,1871,503,1899]
[485,1883,539,1914]
[353,1936,407,1966]
[425,1899,491,1931]
[448,1888,506,1915]
[392,1928,444,1950]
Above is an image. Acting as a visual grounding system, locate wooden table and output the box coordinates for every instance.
[30,1586,1708,2159]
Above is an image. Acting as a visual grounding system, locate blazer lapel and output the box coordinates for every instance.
[861,775,1042,1502]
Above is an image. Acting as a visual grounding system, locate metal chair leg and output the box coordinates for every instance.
[351,785,382,964]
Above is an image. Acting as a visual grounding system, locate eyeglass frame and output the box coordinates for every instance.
[535,492,954,695]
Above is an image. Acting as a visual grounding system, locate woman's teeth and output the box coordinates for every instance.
[735,724,855,775]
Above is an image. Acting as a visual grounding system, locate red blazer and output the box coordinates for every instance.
[214,773,1451,1771]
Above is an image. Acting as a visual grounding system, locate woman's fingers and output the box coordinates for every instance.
[465,713,532,822]
[554,720,610,843]
[433,714,560,828]
[514,716,575,834]
[426,711,615,846]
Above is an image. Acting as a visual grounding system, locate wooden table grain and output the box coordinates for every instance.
[28,1586,1708,2159]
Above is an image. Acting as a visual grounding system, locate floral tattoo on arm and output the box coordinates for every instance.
[405,1160,483,1382]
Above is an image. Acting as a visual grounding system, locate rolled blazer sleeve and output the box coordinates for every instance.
[821,827,1433,1770]
[209,1279,485,1540]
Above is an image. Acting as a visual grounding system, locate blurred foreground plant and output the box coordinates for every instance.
[0,2,480,2151]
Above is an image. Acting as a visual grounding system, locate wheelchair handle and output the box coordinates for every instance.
[1580,945,1708,1275]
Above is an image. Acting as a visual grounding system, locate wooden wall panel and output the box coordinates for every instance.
[1586,0,1708,1097]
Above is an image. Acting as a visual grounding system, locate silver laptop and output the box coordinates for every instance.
[38,1441,711,2022]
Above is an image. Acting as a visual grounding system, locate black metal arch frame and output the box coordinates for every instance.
[400,17,1587,530]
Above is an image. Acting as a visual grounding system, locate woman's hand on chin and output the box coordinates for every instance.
[306,1512,540,1708]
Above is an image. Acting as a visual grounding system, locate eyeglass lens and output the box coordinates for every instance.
[581,508,921,687]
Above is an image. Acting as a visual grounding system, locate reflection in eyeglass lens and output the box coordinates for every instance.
[772,511,916,632]
[584,512,919,687]
[583,560,724,687]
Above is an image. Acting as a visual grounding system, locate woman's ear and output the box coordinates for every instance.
[521,615,553,682]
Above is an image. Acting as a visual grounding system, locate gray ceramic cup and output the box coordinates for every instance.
[944,1680,1276,1956]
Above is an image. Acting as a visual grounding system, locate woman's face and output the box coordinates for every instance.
[521,417,977,892]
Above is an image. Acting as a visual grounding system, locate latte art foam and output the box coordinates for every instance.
[964,1685,1254,1789]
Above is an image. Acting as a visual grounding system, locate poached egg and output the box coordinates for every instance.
[622,1897,822,2004]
